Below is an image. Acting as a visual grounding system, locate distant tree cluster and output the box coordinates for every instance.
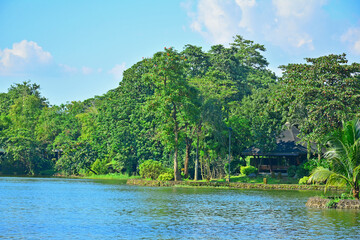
[0,36,359,179]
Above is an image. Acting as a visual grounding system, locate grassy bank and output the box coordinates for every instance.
[209,175,299,184]
[127,178,345,192]
[82,173,141,180]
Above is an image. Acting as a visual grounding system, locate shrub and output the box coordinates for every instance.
[158,172,174,181]
[287,165,297,178]
[240,166,257,176]
[91,159,109,175]
[340,193,355,200]
[298,176,310,185]
[138,160,164,180]
[304,158,330,172]
[295,164,309,178]
[224,158,244,175]
[326,198,340,208]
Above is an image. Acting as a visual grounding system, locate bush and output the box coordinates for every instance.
[91,159,109,175]
[158,172,174,181]
[224,158,245,175]
[340,193,355,200]
[295,164,309,178]
[304,158,330,172]
[240,166,257,176]
[138,160,164,180]
[288,164,309,178]
[287,165,297,177]
[298,176,310,185]
[326,198,340,208]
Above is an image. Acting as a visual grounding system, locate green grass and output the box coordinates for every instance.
[203,174,299,184]
[180,174,299,184]
[83,173,141,180]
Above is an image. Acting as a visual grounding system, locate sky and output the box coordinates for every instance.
[1,0,359,105]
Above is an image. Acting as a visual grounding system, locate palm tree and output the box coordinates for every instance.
[308,119,360,199]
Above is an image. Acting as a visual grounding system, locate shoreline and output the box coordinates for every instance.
[126,179,345,191]
[0,174,345,192]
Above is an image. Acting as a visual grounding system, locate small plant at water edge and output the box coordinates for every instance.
[240,166,257,176]
[158,172,174,181]
[139,160,164,180]
[326,198,340,208]
[298,176,310,185]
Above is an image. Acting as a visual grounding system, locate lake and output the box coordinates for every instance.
[0,177,359,239]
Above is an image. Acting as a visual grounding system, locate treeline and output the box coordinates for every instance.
[0,36,359,179]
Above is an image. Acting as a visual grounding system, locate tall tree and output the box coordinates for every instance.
[276,54,360,157]
[145,47,198,180]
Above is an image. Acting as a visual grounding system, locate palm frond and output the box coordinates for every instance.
[353,165,360,184]
[308,167,334,184]
[326,173,350,188]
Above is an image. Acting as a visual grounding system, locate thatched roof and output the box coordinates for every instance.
[242,125,310,157]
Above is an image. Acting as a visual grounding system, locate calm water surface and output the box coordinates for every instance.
[0,177,359,239]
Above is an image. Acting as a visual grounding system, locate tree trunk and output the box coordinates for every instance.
[307,140,311,160]
[353,187,359,200]
[194,134,199,181]
[174,140,181,181]
[173,103,181,181]
[317,142,322,161]
[184,136,192,179]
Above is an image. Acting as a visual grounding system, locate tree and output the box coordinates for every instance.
[309,119,360,199]
[94,59,162,175]
[232,86,284,153]
[277,54,360,157]
[144,47,198,180]
[2,94,47,174]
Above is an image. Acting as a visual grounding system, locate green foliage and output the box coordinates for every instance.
[303,158,330,172]
[287,165,297,178]
[298,176,310,185]
[276,54,360,146]
[224,158,244,175]
[232,87,283,154]
[326,198,340,208]
[240,165,257,176]
[158,172,174,181]
[138,160,165,180]
[2,39,359,183]
[91,159,109,175]
[309,119,360,199]
[295,164,309,178]
[340,193,355,200]
[287,164,309,178]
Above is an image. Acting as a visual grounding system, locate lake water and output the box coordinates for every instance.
[0,177,359,239]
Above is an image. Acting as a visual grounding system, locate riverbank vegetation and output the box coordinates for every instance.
[309,119,360,199]
[1,35,360,190]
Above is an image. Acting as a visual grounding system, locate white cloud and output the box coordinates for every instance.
[267,0,326,50]
[272,0,324,18]
[109,63,126,80]
[235,0,256,33]
[187,0,240,44]
[184,0,326,51]
[0,40,52,75]
[81,66,93,75]
[59,64,78,74]
[341,27,360,55]
[59,64,99,76]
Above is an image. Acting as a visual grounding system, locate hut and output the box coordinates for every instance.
[242,125,311,174]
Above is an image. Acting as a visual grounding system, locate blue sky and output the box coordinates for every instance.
[1,0,359,105]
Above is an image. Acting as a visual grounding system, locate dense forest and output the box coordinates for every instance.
[1,36,359,180]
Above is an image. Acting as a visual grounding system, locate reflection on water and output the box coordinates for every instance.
[0,177,359,239]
